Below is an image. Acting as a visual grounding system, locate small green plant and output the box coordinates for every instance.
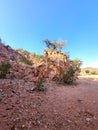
[0,62,11,78]
[35,76,45,91]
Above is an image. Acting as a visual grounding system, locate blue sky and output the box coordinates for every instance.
[0,0,98,67]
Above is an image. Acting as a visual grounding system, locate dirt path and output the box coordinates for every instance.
[0,78,98,130]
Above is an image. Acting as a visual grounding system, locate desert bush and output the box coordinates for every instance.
[56,58,82,84]
[69,59,82,73]
[85,70,90,74]
[35,76,45,91]
[91,71,97,75]
[22,57,32,65]
[58,67,76,84]
[0,62,11,78]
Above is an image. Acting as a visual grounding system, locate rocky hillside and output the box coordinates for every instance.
[0,42,71,82]
[0,43,23,63]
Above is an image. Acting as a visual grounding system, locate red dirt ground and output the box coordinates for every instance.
[0,77,98,130]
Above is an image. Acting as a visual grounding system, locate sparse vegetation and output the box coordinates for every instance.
[57,59,82,84]
[85,70,90,74]
[31,53,43,61]
[58,68,76,84]
[44,39,57,50]
[43,39,66,51]
[81,67,98,76]
[69,59,82,73]
[54,39,66,51]
[17,48,43,65]
[22,56,32,65]
[91,71,97,75]
[0,62,11,78]
[35,76,45,91]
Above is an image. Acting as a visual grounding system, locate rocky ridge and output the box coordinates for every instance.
[0,42,70,82]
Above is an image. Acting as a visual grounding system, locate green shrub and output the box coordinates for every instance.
[35,76,45,91]
[58,68,76,84]
[69,59,82,73]
[85,70,90,74]
[0,62,11,78]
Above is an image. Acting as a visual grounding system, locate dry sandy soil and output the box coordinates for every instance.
[0,76,98,130]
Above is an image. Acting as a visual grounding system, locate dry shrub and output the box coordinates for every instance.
[35,76,45,91]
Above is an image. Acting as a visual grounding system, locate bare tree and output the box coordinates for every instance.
[43,39,56,50]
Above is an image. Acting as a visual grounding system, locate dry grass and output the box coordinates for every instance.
[79,75,98,82]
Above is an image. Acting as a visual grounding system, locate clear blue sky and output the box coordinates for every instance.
[0,0,98,67]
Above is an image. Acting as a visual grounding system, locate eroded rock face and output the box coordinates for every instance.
[0,43,70,82]
[34,49,70,80]
[44,49,67,62]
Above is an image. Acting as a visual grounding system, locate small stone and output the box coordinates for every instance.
[93,116,96,120]
[0,89,3,92]
[21,125,25,128]
[44,125,47,128]
[77,99,83,103]
[38,120,41,124]
[86,118,91,122]
[66,119,72,123]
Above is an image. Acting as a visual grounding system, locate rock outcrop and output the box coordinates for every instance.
[0,42,70,82]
